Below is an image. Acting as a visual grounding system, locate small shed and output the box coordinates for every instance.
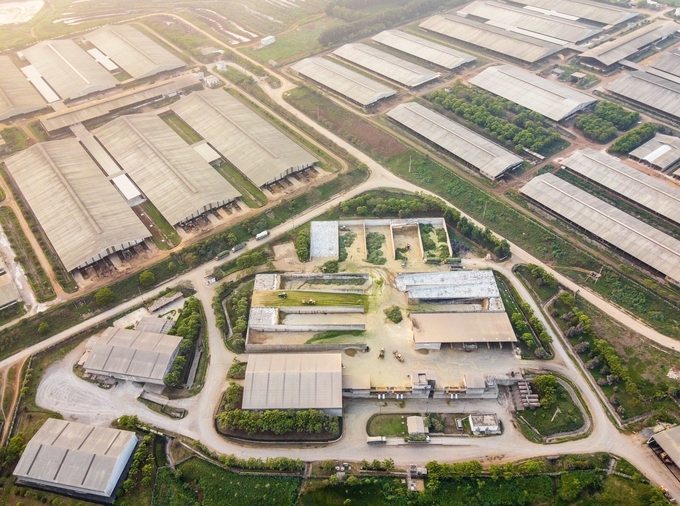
[571,72,587,84]
[261,35,275,46]
[469,413,500,434]
[407,416,428,435]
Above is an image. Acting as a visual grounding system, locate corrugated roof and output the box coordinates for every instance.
[171,90,317,186]
[310,221,339,259]
[606,71,680,120]
[419,14,562,63]
[521,173,680,282]
[332,43,440,87]
[22,39,118,100]
[650,50,680,77]
[13,419,137,497]
[0,55,45,121]
[291,57,395,106]
[411,312,517,343]
[4,140,150,271]
[509,0,637,26]
[371,30,476,69]
[459,1,601,45]
[469,65,596,121]
[387,102,522,179]
[396,270,501,300]
[94,113,240,225]
[85,24,184,79]
[653,426,680,467]
[242,353,343,411]
[563,148,680,225]
[581,21,678,67]
[84,327,182,383]
[630,134,680,171]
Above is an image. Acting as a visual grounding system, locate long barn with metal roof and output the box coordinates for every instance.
[387,102,522,180]
[0,55,46,121]
[85,24,185,80]
[650,50,680,78]
[4,140,150,272]
[290,57,396,106]
[469,65,596,122]
[506,0,637,27]
[606,71,680,122]
[22,39,118,100]
[332,43,440,88]
[630,134,680,172]
[94,113,240,225]
[521,173,680,283]
[171,90,317,186]
[14,418,137,502]
[561,148,680,226]
[419,14,562,63]
[371,30,476,69]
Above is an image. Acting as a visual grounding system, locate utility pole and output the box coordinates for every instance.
[409,155,412,173]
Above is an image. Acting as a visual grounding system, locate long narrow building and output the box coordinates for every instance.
[94,113,240,225]
[387,102,522,179]
[505,0,637,27]
[520,173,680,283]
[371,30,476,70]
[605,71,680,122]
[0,55,46,121]
[4,140,150,272]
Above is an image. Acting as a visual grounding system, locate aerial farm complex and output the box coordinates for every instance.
[3,0,680,503]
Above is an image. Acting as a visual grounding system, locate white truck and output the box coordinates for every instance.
[255,230,270,240]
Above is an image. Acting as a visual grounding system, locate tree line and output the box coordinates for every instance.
[164,297,203,387]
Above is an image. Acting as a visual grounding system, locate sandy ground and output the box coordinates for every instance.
[0,0,43,25]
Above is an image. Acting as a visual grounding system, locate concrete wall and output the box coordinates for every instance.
[246,343,369,353]
[249,323,365,332]
[278,306,364,314]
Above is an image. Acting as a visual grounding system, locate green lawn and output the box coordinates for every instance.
[253,290,368,309]
[1,127,28,153]
[518,382,585,437]
[138,201,181,248]
[215,161,268,208]
[366,413,416,436]
[160,112,203,144]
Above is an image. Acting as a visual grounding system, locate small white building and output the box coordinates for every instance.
[261,35,275,46]
[407,416,428,435]
[469,413,500,435]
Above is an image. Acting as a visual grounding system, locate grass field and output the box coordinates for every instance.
[366,413,415,437]
[214,161,268,208]
[160,112,203,144]
[26,121,49,142]
[138,201,181,249]
[1,127,29,153]
[518,381,585,437]
[299,478,395,506]
[515,264,560,303]
[253,290,368,309]
[0,302,26,327]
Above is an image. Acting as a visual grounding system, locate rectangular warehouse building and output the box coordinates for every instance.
[84,327,182,385]
[387,102,522,179]
[630,134,680,172]
[521,173,680,283]
[396,270,503,307]
[22,39,118,100]
[411,312,516,350]
[469,65,596,122]
[371,30,476,69]
[506,0,636,27]
[606,71,680,122]
[4,140,150,271]
[171,90,317,187]
[419,15,562,64]
[85,24,184,79]
[13,418,137,502]
[332,43,440,88]
[290,57,396,107]
[562,148,680,226]
[458,1,602,45]
[243,353,343,416]
[0,55,46,120]
[650,50,680,78]
[94,114,240,225]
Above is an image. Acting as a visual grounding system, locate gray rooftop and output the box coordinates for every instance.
[84,327,182,383]
[13,418,137,498]
[387,102,522,179]
[396,270,501,301]
[508,0,637,26]
[371,30,476,69]
[332,43,440,87]
[291,57,395,106]
[242,353,343,411]
[459,1,602,45]
[171,90,317,186]
[85,24,184,79]
[563,148,680,225]
[469,65,596,121]
[653,426,680,469]
[650,50,680,78]
[630,134,680,171]
[135,315,173,334]
[94,113,240,225]
[606,71,680,121]
[581,21,678,67]
[0,55,45,121]
[310,221,339,259]
[22,39,118,100]
[419,14,562,63]
[4,140,150,271]
[411,312,517,343]
[521,173,680,283]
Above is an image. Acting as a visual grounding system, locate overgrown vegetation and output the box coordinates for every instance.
[164,296,204,388]
[339,229,357,262]
[384,305,403,323]
[575,102,639,143]
[609,123,658,153]
[365,232,387,265]
[225,281,254,353]
[0,127,28,153]
[227,357,247,379]
[518,375,585,438]
[295,226,311,262]
[516,264,559,303]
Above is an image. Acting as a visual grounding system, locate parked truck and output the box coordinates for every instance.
[255,230,270,240]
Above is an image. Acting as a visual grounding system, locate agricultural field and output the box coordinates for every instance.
[252,290,368,308]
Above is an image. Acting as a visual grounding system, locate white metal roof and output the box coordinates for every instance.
[419,14,562,63]
[509,0,637,26]
[87,48,118,71]
[521,173,680,283]
[606,71,680,121]
[630,134,680,171]
[396,270,501,300]
[387,102,522,179]
[94,113,240,225]
[332,43,440,88]
[111,174,142,201]
[84,327,182,383]
[310,221,339,259]
[371,30,476,69]
[563,148,680,225]
[581,21,678,67]
[650,50,680,77]
[86,24,184,79]
[411,312,517,343]
[0,55,46,121]
[20,64,60,103]
[290,57,396,106]
[22,39,118,100]
[242,353,343,411]
[4,140,150,271]
[459,1,601,45]
[13,418,137,497]
[172,90,317,186]
[469,65,596,121]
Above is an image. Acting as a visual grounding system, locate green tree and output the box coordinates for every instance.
[37,322,50,334]
[138,270,156,287]
[94,287,115,307]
